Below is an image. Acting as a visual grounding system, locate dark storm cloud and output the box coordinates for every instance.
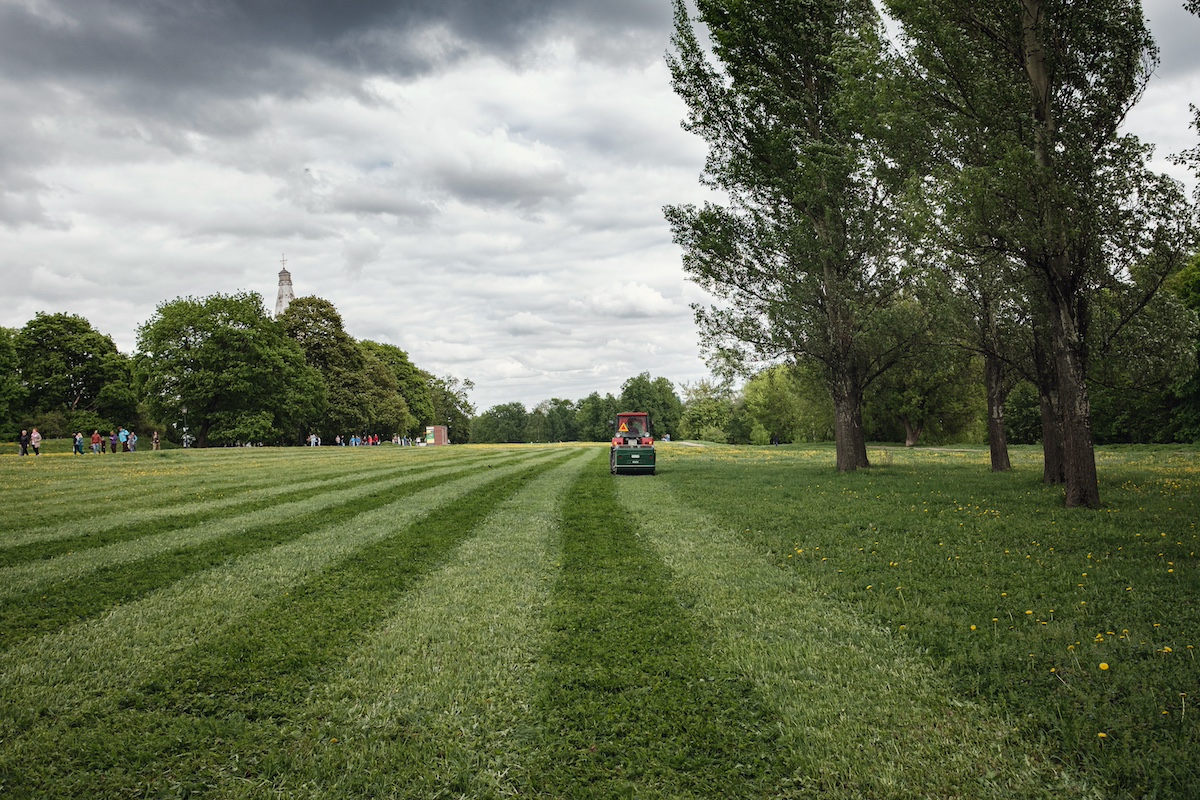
[0,0,673,227]
[0,0,671,98]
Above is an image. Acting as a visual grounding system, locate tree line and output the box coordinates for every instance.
[469,373,685,443]
[0,293,474,447]
[665,0,1200,506]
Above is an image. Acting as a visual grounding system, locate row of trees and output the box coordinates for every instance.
[470,373,685,443]
[1,293,475,446]
[10,279,1198,451]
[666,0,1200,506]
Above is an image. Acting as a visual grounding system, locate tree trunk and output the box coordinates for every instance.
[984,352,1011,472]
[1035,335,1065,484]
[902,417,923,448]
[1049,286,1101,507]
[1021,0,1099,507]
[830,372,870,471]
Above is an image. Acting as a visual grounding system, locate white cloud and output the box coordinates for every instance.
[569,282,684,319]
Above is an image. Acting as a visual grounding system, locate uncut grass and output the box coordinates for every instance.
[0,450,574,796]
[211,449,595,799]
[524,453,796,799]
[0,450,567,746]
[661,442,1200,797]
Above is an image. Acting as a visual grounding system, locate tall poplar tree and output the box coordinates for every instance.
[665,0,916,471]
[886,0,1197,506]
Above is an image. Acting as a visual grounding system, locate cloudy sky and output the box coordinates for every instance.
[3,0,1199,411]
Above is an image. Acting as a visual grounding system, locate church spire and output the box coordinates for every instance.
[275,254,295,317]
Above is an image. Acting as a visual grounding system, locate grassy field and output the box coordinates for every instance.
[0,442,1197,798]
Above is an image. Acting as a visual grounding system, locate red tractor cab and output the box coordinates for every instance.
[611,412,656,474]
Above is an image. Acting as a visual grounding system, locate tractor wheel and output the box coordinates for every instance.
[610,449,617,474]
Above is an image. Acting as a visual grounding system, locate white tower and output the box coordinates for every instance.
[274,255,295,317]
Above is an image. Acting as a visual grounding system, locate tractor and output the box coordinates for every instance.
[610,411,656,475]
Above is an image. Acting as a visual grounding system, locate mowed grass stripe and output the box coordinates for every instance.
[0,448,570,753]
[72,451,595,799]
[0,457,398,539]
[141,452,568,719]
[619,475,1087,799]
[0,450,506,561]
[261,450,595,799]
[0,446,474,531]
[0,450,532,598]
[526,452,794,799]
[0,451,575,798]
[0,448,493,542]
[0,460,513,649]
[0,462,420,565]
[0,449,356,513]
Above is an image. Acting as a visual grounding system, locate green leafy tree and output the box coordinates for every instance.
[678,380,733,442]
[743,364,834,444]
[356,348,416,437]
[535,398,579,442]
[523,407,551,443]
[666,0,917,471]
[575,392,620,441]
[470,402,527,444]
[137,292,325,446]
[618,372,683,440]
[1154,253,1200,441]
[14,312,136,425]
[0,327,26,435]
[725,398,764,445]
[865,345,982,446]
[1003,382,1043,445]
[280,298,415,440]
[427,374,474,444]
[358,340,435,434]
[886,0,1198,505]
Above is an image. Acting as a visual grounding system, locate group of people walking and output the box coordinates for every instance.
[16,428,42,456]
[17,427,160,455]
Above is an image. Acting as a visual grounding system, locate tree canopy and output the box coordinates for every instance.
[885,0,1198,505]
[137,292,325,447]
[279,297,417,440]
[14,312,137,425]
[618,372,683,439]
[665,0,918,471]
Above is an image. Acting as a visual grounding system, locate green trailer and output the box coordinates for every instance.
[610,411,656,475]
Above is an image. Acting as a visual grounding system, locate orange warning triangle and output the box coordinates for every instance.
[619,422,629,432]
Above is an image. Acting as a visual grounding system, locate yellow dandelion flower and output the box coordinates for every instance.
[1099,662,1109,671]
